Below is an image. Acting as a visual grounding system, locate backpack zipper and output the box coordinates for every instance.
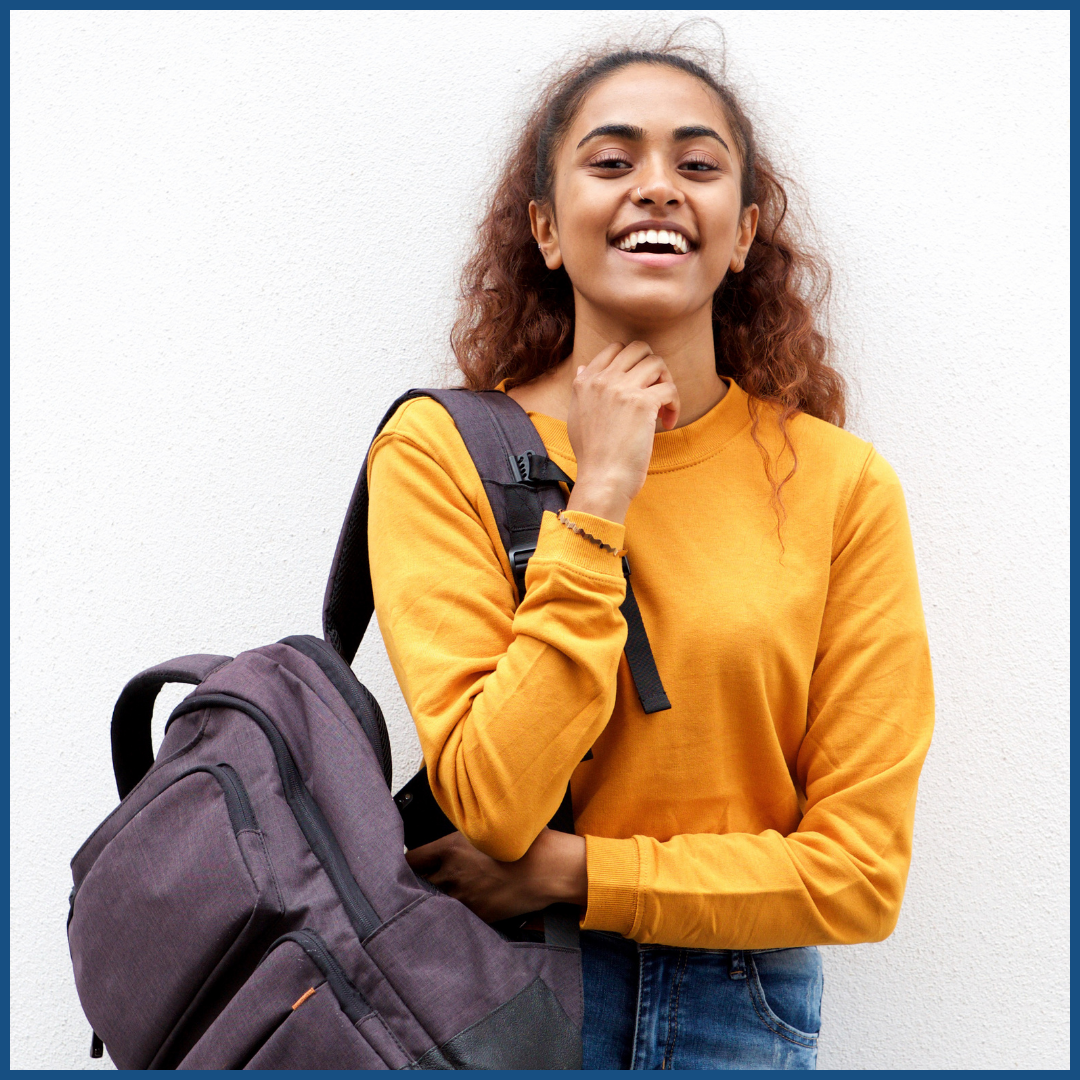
[212,763,258,833]
[263,928,372,1024]
[277,635,393,789]
[168,692,380,940]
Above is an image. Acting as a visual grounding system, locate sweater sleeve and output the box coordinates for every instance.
[581,449,935,948]
[366,400,628,861]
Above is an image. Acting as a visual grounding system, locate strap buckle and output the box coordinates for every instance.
[509,451,543,485]
[507,544,536,577]
[508,451,572,488]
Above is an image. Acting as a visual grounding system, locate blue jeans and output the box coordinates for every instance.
[581,930,822,1070]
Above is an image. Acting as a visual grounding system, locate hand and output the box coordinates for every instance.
[565,341,680,524]
[405,828,588,923]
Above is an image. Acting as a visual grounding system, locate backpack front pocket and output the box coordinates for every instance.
[68,765,282,1069]
[183,930,407,1070]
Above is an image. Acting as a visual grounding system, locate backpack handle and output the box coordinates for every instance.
[111,655,233,800]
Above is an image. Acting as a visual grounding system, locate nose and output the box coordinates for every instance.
[631,163,684,208]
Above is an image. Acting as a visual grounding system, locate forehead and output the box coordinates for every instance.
[568,63,735,148]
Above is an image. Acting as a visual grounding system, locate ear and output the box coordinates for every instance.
[529,200,563,271]
[730,204,759,274]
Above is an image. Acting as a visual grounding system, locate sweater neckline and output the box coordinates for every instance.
[496,377,751,473]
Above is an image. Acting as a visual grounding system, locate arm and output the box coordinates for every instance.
[367,402,628,861]
[580,450,935,948]
[369,344,680,862]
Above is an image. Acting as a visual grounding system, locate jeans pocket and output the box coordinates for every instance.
[746,948,822,1048]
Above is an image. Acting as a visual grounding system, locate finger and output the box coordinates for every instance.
[404,833,457,873]
[644,380,680,407]
[644,382,681,429]
[609,340,655,373]
[624,355,671,388]
[582,342,624,375]
[424,864,454,889]
[405,848,442,874]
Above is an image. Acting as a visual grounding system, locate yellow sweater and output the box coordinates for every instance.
[367,379,934,950]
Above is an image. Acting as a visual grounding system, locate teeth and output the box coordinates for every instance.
[616,229,690,253]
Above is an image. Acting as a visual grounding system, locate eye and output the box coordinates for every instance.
[679,154,721,173]
[587,152,633,171]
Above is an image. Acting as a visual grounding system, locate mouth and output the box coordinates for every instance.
[610,225,695,256]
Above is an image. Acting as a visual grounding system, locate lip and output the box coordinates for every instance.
[613,249,693,268]
[609,219,698,248]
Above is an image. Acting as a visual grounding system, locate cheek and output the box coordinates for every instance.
[551,179,618,264]
[555,226,612,292]
[702,213,743,271]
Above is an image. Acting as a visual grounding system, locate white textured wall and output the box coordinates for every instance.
[11,10,1068,1070]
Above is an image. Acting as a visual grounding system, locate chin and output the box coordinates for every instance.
[605,290,708,327]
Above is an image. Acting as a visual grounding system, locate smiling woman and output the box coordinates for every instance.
[366,34,934,1071]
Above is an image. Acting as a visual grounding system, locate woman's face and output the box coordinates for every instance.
[531,63,758,332]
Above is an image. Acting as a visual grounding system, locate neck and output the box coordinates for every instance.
[535,300,727,429]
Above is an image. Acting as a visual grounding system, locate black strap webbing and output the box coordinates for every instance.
[619,564,671,714]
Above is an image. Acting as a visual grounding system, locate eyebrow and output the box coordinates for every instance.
[576,123,644,148]
[576,123,730,154]
[672,125,730,153]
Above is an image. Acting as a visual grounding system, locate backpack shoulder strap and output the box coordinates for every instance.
[322,387,566,664]
[428,389,670,714]
[321,388,422,667]
[323,386,669,712]
[425,389,570,588]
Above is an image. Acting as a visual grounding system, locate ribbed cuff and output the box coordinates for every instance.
[581,834,640,936]
[532,510,626,578]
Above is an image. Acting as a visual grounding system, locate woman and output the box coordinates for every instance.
[367,40,934,1070]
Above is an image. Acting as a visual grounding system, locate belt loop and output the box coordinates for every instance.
[729,950,747,980]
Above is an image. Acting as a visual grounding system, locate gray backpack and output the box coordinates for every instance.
[67,388,668,1069]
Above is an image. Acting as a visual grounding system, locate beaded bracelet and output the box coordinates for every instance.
[556,510,629,557]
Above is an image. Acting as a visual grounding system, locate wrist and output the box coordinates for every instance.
[566,479,630,524]
[527,829,588,907]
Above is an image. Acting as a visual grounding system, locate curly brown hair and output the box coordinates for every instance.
[450,32,847,511]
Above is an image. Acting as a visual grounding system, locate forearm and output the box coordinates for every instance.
[583,821,919,950]
[420,514,628,860]
[582,643,933,952]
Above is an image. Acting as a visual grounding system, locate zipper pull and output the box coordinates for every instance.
[90,1031,103,1058]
